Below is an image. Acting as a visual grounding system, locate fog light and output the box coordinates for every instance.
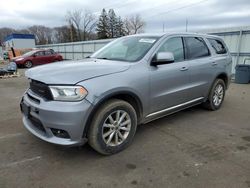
[51,128,70,139]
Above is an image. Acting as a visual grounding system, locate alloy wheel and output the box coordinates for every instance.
[102,110,131,147]
[213,84,224,106]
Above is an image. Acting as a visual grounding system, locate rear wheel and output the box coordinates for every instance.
[203,79,226,110]
[24,60,33,68]
[88,99,137,155]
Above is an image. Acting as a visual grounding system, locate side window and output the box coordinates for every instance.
[44,50,52,55]
[208,38,227,54]
[35,51,44,56]
[184,37,210,60]
[157,37,184,62]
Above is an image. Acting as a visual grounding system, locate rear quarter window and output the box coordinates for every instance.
[208,38,227,54]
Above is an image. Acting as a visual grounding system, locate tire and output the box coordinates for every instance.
[24,60,33,68]
[203,79,226,111]
[88,99,137,155]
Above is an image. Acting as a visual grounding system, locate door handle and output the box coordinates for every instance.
[212,62,218,66]
[180,67,188,71]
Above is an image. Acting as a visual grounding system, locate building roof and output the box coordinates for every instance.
[4,33,35,42]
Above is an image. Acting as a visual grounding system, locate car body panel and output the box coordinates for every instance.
[21,89,93,145]
[20,32,232,146]
[26,59,131,84]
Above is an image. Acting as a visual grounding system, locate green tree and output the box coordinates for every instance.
[96,9,109,39]
[116,16,125,37]
[108,9,118,38]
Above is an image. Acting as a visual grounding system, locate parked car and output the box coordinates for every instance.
[12,49,63,68]
[20,33,232,155]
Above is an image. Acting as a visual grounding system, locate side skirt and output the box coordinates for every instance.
[143,97,204,124]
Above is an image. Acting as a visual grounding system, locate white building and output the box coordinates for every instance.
[4,33,35,49]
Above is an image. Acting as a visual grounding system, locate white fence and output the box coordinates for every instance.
[37,26,250,73]
[37,39,113,60]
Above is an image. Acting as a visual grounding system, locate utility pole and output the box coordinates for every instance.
[163,22,165,32]
[185,19,188,32]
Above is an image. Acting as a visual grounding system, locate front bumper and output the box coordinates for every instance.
[20,89,93,146]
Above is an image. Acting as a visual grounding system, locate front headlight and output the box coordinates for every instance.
[49,85,88,101]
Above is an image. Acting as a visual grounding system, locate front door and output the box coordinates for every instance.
[149,37,190,114]
[33,51,45,65]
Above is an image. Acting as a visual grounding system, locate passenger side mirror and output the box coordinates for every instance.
[151,52,174,66]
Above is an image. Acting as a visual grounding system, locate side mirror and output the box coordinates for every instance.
[151,52,174,66]
[33,54,36,57]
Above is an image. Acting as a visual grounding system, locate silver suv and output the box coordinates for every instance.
[20,33,232,155]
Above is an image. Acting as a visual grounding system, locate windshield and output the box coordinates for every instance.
[22,51,35,57]
[91,36,159,62]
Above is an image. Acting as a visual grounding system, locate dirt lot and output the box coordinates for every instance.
[0,69,250,188]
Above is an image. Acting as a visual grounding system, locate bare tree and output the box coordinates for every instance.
[124,14,145,35]
[28,25,53,45]
[53,26,72,43]
[66,9,83,40]
[82,10,96,40]
[66,9,96,41]
[0,27,16,44]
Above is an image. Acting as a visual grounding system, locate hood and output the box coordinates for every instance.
[11,56,25,61]
[25,59,131,84]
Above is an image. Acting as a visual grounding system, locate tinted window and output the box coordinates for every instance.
[158,37,184,62]
[184,37,210,59]
[208,38,227,54]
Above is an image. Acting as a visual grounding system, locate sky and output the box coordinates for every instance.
[0,0,250,32]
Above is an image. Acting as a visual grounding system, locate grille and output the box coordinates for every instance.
[29,115,46,133]
[27,93,40,104]
[30,80,53,100]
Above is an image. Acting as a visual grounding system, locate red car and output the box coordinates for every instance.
[12,49,63,68]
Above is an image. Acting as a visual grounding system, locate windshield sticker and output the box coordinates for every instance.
[139,39,156,43]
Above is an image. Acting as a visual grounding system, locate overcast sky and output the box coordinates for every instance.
[1,0,250,32]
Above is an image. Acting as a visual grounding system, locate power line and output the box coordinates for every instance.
[145,0,210,20]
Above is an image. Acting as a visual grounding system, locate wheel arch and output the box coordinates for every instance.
[215,72,229,89]
[83,91,143,138]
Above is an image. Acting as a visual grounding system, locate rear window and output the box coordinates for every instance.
[208,38,227,54]
[184,37,210,60]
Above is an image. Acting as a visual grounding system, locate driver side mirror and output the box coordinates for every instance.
[151,52,174,66]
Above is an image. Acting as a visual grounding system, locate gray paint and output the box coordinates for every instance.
[22,33,232,146]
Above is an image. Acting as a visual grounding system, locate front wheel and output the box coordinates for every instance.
[88,99,137,155]
[24,60,33,68]
[203,79,226,110]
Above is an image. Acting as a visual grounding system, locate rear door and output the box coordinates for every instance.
[149,36,190,114]
[183,36,214,100]
[42,50,54,64]
[207,38,232,77]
